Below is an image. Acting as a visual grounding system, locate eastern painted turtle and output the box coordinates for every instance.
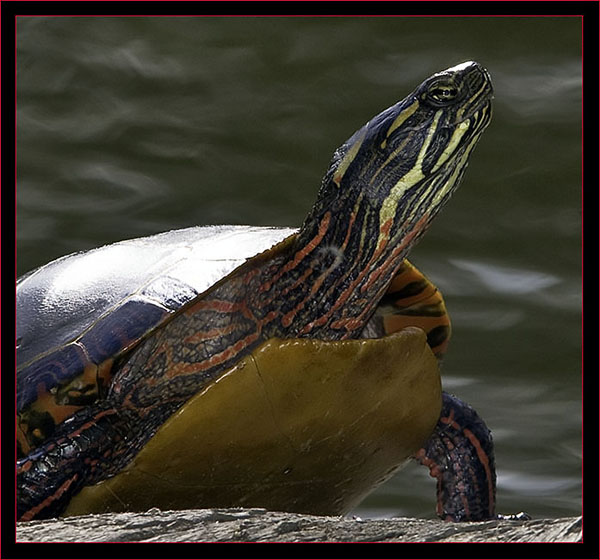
[17,61,497,522]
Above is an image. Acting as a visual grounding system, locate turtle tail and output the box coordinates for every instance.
[414,392,497,522]
[17,405,134,521]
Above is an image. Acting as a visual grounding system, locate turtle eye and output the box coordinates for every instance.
[425,84,459,106]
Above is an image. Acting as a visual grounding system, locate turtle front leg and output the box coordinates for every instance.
[17,404,134,521]
[413,392,497,522]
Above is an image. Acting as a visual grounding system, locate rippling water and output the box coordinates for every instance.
[16,16,581,520]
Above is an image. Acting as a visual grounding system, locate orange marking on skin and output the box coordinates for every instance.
[19,474,78,522]
[385,260,411,292]
[273,213,332,280]
[262,214,332,327]
[242,268,261,283]
[183,323,239,345]
[203,332,261,369]
[386,272,438,309]
[359,247,401,296]
[68,408,117,440]
[372,219,393,261]
[165,307,281,380]
[433,339,451,358]
[309,267,332,297]
[382,289,451,355]
[395,278,434,301]
[463,427,495,515]
[281,310,297,328]
[261,311,278,324]
[298,223,397,336]
[258,280,272,293]
[17,460,32,474]
[187,298,245,315]
[381,217,394,237]
[298,209,362,320]
[166,331,261,378]
[360,214,428,295]
[271,205,399,338]
[414,448,426,459]
[416,448,445,516]
[280,267,313,297]
[440,408,456,427]
[342,257,408,330]
[460,492,471,519]
[282,262,340,328]
[330,315,363,331]
[340,211,357,251]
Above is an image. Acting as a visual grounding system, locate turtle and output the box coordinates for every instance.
[17,60,496,522]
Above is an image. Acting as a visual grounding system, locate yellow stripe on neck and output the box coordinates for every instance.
[333,129,367,186]
[379,110,442,231]
[431,118,470,174]
[381,100,420,149]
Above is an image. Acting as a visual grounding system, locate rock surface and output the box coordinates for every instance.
[16,508,582,543]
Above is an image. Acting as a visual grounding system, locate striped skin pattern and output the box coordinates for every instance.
[366,259,451,358]
[414,393,497,521]
[17,62,493,521]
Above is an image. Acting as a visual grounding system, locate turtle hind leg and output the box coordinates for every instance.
[17,404,136,521]
[413,392,497,522]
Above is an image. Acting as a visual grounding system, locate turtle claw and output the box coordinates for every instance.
[497,511,532,521]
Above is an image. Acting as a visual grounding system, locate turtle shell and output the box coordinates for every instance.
[17,226,295,456]
[64,328,441,517]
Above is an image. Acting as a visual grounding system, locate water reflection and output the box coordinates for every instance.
[450,258,560,294]
[494,59,581,122]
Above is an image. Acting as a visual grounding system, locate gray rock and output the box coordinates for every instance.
[16,509,582,542]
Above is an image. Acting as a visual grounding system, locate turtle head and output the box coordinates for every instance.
[304,61,493,256]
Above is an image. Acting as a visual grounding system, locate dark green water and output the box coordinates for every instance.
[16,17,581,520]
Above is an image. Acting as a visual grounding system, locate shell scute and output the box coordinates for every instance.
[17,343,89,412]
[78,298,170,364]
[139,276,199,312]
